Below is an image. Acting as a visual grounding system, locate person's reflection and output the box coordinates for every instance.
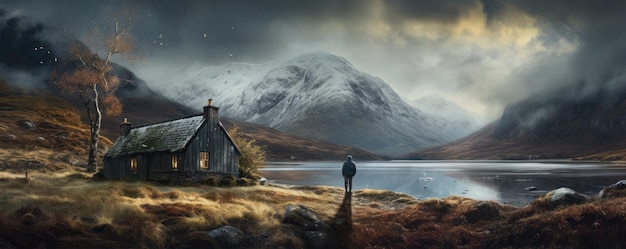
[333,192,352,247]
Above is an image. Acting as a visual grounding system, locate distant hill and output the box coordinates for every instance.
[404,85,626,160]
[150,53,478,157]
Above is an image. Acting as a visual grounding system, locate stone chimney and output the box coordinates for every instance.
[120,117,131,136]
[203,98,219,120]
[203,99,219,133]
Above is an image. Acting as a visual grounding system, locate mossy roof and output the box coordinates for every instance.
[105,115,205,158]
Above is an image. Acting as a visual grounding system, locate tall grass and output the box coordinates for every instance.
[0,168,351,248]
[2,163,626,248]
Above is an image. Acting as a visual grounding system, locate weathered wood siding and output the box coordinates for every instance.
[206,107,239,175]
[184,129,202,172]
[185,116,240,175]
[104,155,147,179]
[104,157,127,179]
[147,152,182,172]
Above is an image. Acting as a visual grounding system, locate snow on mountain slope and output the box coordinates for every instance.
[410,95,482,139]
[150,53,474,157]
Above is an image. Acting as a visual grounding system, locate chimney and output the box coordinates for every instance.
[120,117,131,136]
[203,98,219,120]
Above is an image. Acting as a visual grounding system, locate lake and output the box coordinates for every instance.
[259,160,626,206]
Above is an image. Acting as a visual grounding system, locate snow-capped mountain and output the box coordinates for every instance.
[150,53,475,157]
[410,95,482,139]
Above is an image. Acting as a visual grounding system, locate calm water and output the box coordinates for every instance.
[259,160,626,206]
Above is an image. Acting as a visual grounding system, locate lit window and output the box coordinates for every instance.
[130,157,138,174]
[200,152,209,169]
[172,154,178,171]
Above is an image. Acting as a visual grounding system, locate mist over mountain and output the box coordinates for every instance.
[150,53,479,157]
[410,95,482,140]
[405,82,626,160]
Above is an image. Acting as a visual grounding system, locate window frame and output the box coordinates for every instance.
[171,154,178,171]
[199,151,209,169]
[130,157,138,175]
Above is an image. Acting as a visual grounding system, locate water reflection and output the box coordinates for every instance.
[260,161,626,206]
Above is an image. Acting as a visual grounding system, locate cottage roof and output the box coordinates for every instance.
[105,115,205,158]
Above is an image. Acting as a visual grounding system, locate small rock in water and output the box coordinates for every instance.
[525,186,537,191]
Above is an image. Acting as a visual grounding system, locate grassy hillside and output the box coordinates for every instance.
[220,119,384,161]
[405,122,626,160]
[0,79,111,156]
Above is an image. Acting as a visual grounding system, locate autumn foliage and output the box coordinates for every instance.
[48,7,137,172]
[228,125,266,180]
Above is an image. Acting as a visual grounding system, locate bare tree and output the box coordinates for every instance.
[52,7,137,172]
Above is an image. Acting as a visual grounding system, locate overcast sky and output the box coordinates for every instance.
[2,0,625,121]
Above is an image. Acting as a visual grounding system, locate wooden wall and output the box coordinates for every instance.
[105,113,240,180]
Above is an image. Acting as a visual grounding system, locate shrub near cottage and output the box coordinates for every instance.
[228,125,266,180]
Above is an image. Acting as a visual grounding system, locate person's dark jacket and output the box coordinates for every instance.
[342,155,356,177]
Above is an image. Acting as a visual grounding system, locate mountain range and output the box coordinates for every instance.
[405,84,626,160]
[149,53,480,157]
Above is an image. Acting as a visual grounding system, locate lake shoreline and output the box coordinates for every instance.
[261,160,626,207]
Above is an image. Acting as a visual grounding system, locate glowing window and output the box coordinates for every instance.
[172,154,178,171]
[200,152,209,169]
[130,157,138,175]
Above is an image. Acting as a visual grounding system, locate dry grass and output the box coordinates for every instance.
[0,164,353,248]
[0,79,112,163]
[2,148,626,248]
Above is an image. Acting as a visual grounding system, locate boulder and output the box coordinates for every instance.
[1,134,16,140]
[534,187,590,210]
[599,180,626,199]
[17,120,35,129]
[305,231,334,249]
[207,225,244,247]
[282,205,336,248]
[283,205,332,233]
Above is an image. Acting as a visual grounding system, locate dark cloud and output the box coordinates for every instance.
[0,8,61,89]
[0,9,58,70]
[500,0,626,97]
[1,0,625,120]
[385,0,478,24]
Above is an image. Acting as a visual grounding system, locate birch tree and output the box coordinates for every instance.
[52,7,137,172]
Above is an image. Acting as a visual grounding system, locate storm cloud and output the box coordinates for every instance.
[1,0,624,121]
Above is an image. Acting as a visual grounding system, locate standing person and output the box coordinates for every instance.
[342,155,357,192]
